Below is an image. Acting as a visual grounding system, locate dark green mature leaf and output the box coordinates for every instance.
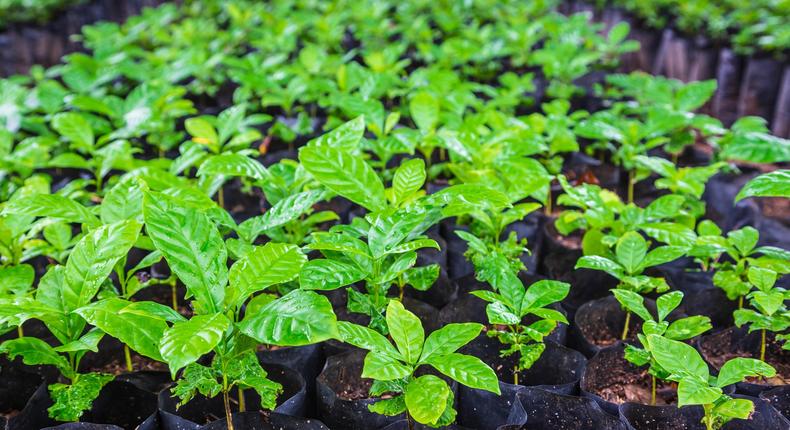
[2,194,100,226]
[420,323,482,362]
[387,300,423,364]
[48,373,113,422]
[405,375,450,425]
[239,290,339,346]
[159,313,230,377]
[299,146,386,212]
[143,192,227,314]
[0,337,72,376]
[75,298,167,361]
[228,243,305,308]
[426,352,500,393]
[735,170,790,202]
[299,258,368,290]
[64,220,141,311]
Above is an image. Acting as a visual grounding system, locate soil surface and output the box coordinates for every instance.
[699,329,790,385]
[91,352,168,375]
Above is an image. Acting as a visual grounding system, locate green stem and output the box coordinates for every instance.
[651,375,656,406]
[218,186,225,209]
[621,311,631,340]
[223,372,234,430]
[238,386,246,412]
[124,344,133,372]
[760,329,766,362]
[171,282,178,311]
[406,411,414,430]
[738,295,743,309]
[513,365,519,386]
[627,170,635,204]
[545,185,553,216]
[17,325,23,338]
[703,404,714,430]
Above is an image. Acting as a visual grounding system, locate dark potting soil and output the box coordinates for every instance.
[698,328,790,386]
[575,296,644,349]
[90,352,168,375]
[583,344,677,407]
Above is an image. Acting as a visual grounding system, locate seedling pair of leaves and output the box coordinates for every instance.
[646,334,775,430]
[0,220,141,421]
[554,176,696,256]
[469,254,570,385]
[338,300,500,428]
[733,267,790,360]
[707,226,790,305]
[615,290,712,404]
[576,231,688,339]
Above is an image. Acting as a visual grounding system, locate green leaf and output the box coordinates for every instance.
[716,357,776,387]
[228,243,306,308]
[425,352,500,394]
[391,158,426,205]
[386,300,424,364]
[171,363,221,407]
[238,290,339,346]
[410,91,440,134]
[0,264,34,296]
[735,170,790,201]
[665,316,712,341]
[646,334,709,381]
[676,80,717,111]
[48,373,113,422]
[143,192,227,314]
[299,145,386,212]
[185,117,219,149]
[368,395,407,416]
[2,194,100,226]
[100,177,144,223]
[197,154,271,183]
[677,378,722,407]
[640,246,688,270]
[728,227,759,256]
[238,190,323,240]
[611,289,653,322]
[656,291,683,321]
[299,258,367,290]
[0,337,72,376]
[616,232,648,274]
[575,255,624,279]
[75,298,167,361]
[337,321,401,359]
[420,323,483,363]
[405,375,450,426]
[63,220,141,310]
[159,313,230,377]
[713,398,754,420]
[641,223,697,247]
[308,116,365,152]
[362,352,412,381]
[520,280,570,315]
[52,112,94,150]
[747,266,777,292]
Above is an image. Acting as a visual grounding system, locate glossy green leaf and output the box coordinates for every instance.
[362,352,412,381]
[228,243,306,307]
[337,321,401,359]
[420,323,483,362]
[735,170,790,201]
[386,300,424,364]
[159,313,230,377]
[404,375,450,425]
[238,290,339,346]
[616,232,647,274]
[426,352,500,394]
[716,357,776,387]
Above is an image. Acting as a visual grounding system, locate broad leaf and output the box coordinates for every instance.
[239,290,339,346]
[299,146,386,212]
[159,313,230,377]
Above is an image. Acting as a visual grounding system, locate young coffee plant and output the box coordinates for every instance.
[615,290,712,405]
[0,220,140,421]
[733,267,790,360]
[338,300,500,429]
[470,255,570,385]
[575,231,687,339]
[646,334,775,430]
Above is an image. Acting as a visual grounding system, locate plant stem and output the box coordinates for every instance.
[760,329,766,362]
[171,282,178,311]
[223,389,235,430]
[545,185,553,216]
[703,405,714,430]
[406,412,414,430]
[621,311,631,340]
[17,325,23,338]
[124,344,133,372]
[238,386,246,412]
[218,187,225,209]
[651,375,656,406]
[513,366,519,386]
[738,295,743,309]
[627,170,635,204]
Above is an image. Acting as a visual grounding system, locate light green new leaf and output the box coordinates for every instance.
[362,352,412,381]
[391,158,426,205]
[410,91,440,134]
[616,232,648,274]
[405,375,450,426]
[338,321,401,358]
[646,334,709,381]
[0,337,72,376]
[228,243,306,308]
[159,313,230,377]
[48,373,113,422]
[387,300,424,364]
[2,194,100,227]
[735,170,790,201]
[239,290,339,346]
[196,153,271,183]
[299,145,386,212]
[64,220,141,310]
[420,323,482,363]
[308,116,365,152]
[426,352,500,394]
[716,358,775,388]
[299,258,368,290]
[677,378,722,407]
[52,112,94,150]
